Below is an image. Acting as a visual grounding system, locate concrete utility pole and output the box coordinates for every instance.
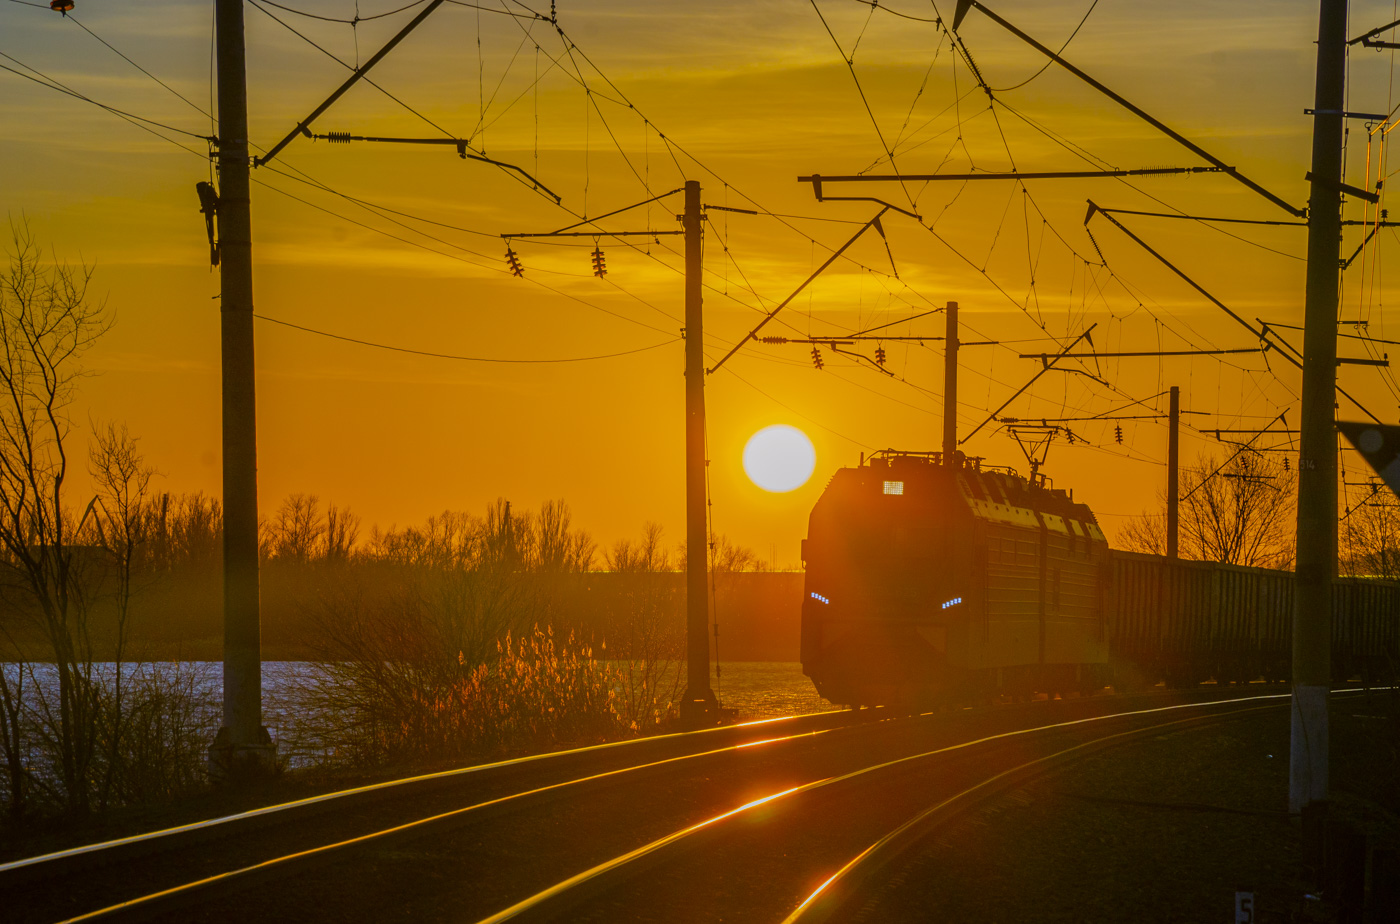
[943,301,959,459]
[680,180,719,727]
[210,0,273,777]
[1167,385,1180,559]
[1291,0,1347,814]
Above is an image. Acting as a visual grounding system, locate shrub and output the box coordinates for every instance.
[294,626,629,769]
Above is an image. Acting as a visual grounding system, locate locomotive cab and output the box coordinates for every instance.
[801,450,1109,707]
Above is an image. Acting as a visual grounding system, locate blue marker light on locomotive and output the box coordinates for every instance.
[810,592,830,604]
[941,596,962,609]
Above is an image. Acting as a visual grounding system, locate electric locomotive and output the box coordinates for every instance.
[800,449,1110,707]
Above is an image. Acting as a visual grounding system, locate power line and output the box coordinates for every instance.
[988,0,1099,93]
[256,0,433,24]
[518,5,928,285]
[993,96,1309,261]
[250,175,680,337]
[62,13,212,120]
[252,1,928,343]
[255,313,679,362]
[0,52,213,141]
[11,0,694,348]
[441,2,973,382]
[948,1,1303,217]
[242,0,489,165]
[14,0,1308,459]
[714,365,873,450]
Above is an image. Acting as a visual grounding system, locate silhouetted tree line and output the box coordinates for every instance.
[0,222,786,821]
[271,503,784,768]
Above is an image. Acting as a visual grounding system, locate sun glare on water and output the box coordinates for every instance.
[742,425,816,493]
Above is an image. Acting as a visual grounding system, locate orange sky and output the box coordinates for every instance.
[3,0,1400,564]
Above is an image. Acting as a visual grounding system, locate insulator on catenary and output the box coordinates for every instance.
[591,248,606,278]
[759,336,787,344]
[1114,424,1124,444]
[811,347,824,370]
[875,345,887,365]
[325,131,352,144]
[505,247,524,277]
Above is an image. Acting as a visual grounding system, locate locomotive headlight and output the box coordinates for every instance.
[883,481,904,495]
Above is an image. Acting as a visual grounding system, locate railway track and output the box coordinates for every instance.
[0,684,1345,924]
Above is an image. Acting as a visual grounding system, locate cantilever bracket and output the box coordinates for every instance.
[801,177,921,220]
[254,0,447,167]
[1305,171,1380,204]
[1304,108,1390,121]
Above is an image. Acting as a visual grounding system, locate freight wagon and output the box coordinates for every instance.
[799,450,1400,708]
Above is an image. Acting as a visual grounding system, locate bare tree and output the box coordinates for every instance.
[86,423,155,810]
[262,493,361,564]
[88,424,152,655]
[0,219,110,817]
[360,505,533,666]
[265,494,326,564]
[676,532,761,575]
[324,503,360,563]
[604,523,684,730]
[0,644,28,819]
[167,493,222,569]
[1116,508,1166,557]
[534,499,594,573]
[1340,484,1400,579]
[606,522,670,573]
[1118,450,1295,569]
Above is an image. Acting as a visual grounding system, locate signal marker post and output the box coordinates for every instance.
[681,180,720,727]
[943,301,959,458]
[1167,385,1180,559]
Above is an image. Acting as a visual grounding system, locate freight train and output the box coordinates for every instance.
[799,449,1400,707]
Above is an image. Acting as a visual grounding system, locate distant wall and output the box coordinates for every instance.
[0,567,807,663]
[497,571,805,663]
[712,572,805,661]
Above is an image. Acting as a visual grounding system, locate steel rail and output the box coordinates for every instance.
[783,686,1386,923]
[0,708,840,879]
[3,687,1221,882]
[42,726,847,924]
[465,692,1301,924]
[781,713,1271,923]
[7,686,1342,924]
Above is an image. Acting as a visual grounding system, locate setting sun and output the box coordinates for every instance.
[742,425,816,493]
